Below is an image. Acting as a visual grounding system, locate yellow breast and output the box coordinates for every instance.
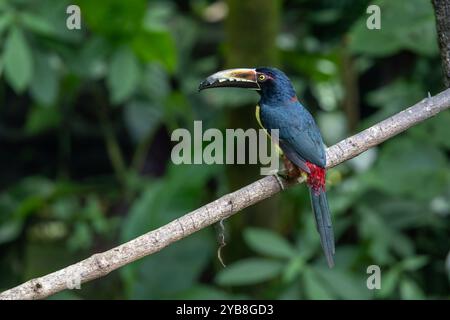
[255,105,283,155]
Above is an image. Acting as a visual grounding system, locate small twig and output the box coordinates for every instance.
[217,219,227,268]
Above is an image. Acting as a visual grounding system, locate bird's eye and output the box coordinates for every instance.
[258,74,266,82]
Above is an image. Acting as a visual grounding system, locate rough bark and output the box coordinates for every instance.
[1,88,450,300]
[432,0,450,87]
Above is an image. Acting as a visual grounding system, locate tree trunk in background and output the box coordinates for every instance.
[340,38,360,133]
[225,0,280,230]
[432,0,450,88]
[226,0,279,66]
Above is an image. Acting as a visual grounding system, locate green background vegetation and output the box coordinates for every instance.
[0,0,449,299]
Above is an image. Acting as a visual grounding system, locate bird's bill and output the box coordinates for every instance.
[198,68,260,91]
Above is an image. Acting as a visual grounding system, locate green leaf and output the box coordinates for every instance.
[0,12,12,35]
[377,268,400,298]
[84,196,109,234]
[244,227,296,259]
[349,0,438,57]
[67,222,92,251]
[124,100,162,143]
[132,30,177,72]
[32,0,82,43]
[366,79,424,113]
[143,2,175,31]
[25,106,61,134]
[369,137,447,199]
[303,268,335,299]
[215,258,283,286]
[140,64,170,102]
[349,20,400,56]
[76,36,110,79]
[0,220,23,244]
[400,256,428,271]
[316,267,372,299]
[282,257,305,283]
[77,0,146,39]
[3,27,33,92]
[30,53,59,106]
[120,183,165,241]
[411,111,450,150]
[19,12,56,36]
[400,278,425,300]
[107,47,140,104]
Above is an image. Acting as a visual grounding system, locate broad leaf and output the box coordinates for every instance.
[107,47,140,104]
[30,53,59,106]
[244,227,296,259]
[3,27,33,92]
[216,258,283,286]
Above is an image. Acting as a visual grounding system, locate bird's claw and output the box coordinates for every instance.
[272,169,289,190]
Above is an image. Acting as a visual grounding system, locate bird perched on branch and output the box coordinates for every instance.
[199,67,335,267]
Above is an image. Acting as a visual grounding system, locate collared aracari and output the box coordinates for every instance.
[199,67,335,267]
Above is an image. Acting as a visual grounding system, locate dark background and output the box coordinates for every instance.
[0,0,449,299]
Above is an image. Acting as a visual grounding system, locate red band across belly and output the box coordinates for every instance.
[305,162,326,194]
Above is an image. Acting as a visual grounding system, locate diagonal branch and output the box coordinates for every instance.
[1,89,450,300]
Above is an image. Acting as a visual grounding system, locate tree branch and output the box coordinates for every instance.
[1,89,450,300]
[432,0,450,87]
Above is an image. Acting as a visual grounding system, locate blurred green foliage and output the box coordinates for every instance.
[0,0,449,299]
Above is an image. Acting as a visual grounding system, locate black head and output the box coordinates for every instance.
[254,67,296,102]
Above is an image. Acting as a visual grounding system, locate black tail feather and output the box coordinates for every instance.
[309,188,335,268]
